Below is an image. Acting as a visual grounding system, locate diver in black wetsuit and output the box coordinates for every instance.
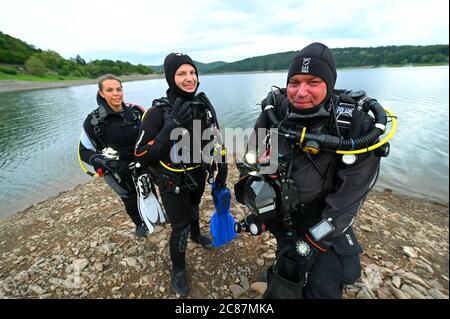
[135,53,227,296]
[237,43,391,298]
[79,74,147,238]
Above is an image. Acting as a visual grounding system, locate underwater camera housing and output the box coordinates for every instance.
[234,156,298,236]
[234,175,277,235]
[243,177,277,219]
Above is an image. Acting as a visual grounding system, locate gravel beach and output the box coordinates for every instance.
[0,164,448,299]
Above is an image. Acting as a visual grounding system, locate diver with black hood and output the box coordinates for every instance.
[235,42,394,298]
[135,53,228,296]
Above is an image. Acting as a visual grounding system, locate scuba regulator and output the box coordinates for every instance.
[234,86,397,236]
[263,87,397,159]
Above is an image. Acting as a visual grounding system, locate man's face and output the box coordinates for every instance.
[287,74,327,110]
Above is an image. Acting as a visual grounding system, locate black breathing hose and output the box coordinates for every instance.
[265,98,387,150]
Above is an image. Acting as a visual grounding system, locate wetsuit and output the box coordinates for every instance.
[254,92,381,298]
[79,93,145,227]
[135,91,221,272]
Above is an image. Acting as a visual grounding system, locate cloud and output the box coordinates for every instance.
[0,0,448,64]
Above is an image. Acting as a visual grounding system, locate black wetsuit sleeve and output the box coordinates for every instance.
[79,116,102,164]
[134,107,172,167]
[315,152,381,249]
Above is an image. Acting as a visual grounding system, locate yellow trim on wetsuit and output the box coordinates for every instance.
[159,161,201,172]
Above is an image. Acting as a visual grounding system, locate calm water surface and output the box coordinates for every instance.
[0,66,448,218]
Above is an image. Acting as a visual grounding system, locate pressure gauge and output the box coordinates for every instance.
[295,240,311,257]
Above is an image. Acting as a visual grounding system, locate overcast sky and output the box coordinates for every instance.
[1,0,448,65]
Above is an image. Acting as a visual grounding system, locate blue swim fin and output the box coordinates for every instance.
[210,183,236,248]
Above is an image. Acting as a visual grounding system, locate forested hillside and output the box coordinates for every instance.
[206,45,449,73]
[0,31,152,78]
[1,30,447,79]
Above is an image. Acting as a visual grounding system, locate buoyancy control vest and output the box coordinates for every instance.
[89,103,143,159]
[259,88,388,218]
[147,93,224,192]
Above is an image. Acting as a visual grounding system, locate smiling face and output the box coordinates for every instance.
[287,74,327,110]
[99,79,123,110]
[174,64,198,93]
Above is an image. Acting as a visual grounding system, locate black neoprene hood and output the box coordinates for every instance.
[287,42,337,109]
[163,52,199,99]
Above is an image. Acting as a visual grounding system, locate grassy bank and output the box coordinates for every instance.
[0,73,89,82]
[0,73,163,94]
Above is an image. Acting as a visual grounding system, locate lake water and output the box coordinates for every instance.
[0,66,448,218]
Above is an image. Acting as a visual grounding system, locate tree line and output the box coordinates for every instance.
[0,31,152,77]
[1,31,448,78]
[205,45,449,73]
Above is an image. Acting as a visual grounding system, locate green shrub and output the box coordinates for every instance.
[25,56,46,76]
[0,65,18,74]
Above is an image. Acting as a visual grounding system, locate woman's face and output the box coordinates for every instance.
[99,79,123,109]
[174,64,198,93]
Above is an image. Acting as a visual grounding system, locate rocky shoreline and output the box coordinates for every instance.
[0,165,448,299]
[0,74,163,94]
